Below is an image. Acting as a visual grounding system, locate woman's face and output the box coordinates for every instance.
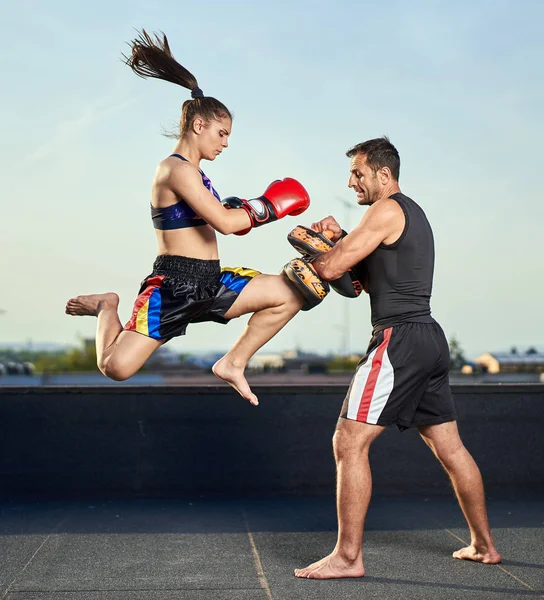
[197,116,232,161]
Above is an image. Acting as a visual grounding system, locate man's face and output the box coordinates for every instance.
[348,154,379,205]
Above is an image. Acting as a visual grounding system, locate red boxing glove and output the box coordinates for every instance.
[223,178,310,236]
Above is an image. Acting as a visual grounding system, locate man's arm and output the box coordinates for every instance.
[312,199,404,281]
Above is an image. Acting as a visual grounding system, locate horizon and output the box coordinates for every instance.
[1,340,543,363]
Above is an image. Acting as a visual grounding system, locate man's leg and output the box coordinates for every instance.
[65,293,162,380]
[419,421,501,564]
[294,418,385,579]
[212,274,304,405]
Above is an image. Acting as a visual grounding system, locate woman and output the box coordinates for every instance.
[65,30,309,405]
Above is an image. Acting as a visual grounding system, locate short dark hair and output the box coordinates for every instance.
[346,136,400,181]
[123,29,232,137]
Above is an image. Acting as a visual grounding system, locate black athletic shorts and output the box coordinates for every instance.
[340,322,456,430]
[124,255,260,342]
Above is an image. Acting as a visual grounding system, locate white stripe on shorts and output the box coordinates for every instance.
[346,340,395,424]
[366,348,394,424]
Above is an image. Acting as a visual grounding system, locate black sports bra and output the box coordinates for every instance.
[151,154,221,230]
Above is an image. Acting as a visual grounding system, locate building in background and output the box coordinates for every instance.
[474,350,544,375]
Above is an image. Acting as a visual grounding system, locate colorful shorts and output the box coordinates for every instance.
[124,255,260,342]
[340,322,457,431]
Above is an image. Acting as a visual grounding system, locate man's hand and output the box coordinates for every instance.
[287,225,364,298]
[310,215,343,241]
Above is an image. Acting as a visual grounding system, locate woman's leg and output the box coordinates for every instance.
[212,274,304,404]
[65,292,162,380]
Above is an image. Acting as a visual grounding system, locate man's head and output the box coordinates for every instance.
[346,137,400,205]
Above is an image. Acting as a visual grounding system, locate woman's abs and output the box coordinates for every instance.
[155,224,219,259]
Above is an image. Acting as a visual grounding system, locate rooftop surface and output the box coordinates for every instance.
[1,494,542,599]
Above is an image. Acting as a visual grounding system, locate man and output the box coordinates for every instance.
[294,137,501,579]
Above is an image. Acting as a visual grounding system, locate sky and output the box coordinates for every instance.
[1,0,543,359]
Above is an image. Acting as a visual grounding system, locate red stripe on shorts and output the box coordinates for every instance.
[356,327,393,422]
[125,275,165,332]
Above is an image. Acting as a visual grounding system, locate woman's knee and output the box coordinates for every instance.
[274,274,305,310]
[100,355,135,382]
[259,274,304,311]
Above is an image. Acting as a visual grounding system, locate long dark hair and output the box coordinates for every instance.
[123,29,232,137]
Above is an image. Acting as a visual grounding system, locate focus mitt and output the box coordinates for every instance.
[287,225,365,298]
[281,257,329,311]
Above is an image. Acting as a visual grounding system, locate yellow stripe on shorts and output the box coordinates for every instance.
[221,266,261,279]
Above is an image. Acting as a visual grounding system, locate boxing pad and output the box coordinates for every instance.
[287,225,365,298]
[287,225,336,255]
[282,257,329,311]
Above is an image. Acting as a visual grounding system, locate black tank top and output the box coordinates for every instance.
[363,192,436,330]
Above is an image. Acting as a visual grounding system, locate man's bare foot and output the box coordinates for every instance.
[212,357,259,406]
[65,293,119,317]
[453,544,502,564]
[294,552,365,580]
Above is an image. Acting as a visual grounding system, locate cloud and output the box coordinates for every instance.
[25,96,136,163]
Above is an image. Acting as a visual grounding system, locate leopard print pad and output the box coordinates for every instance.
[287,226,335,256]
[282,256,330,311]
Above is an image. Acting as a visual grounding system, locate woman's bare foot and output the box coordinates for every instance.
[65,293,119,317]
[453,544,502,564]
[294,552,365,580]
[212,356,259,406]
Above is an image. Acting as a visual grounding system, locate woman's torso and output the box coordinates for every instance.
[151,154,220,259]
